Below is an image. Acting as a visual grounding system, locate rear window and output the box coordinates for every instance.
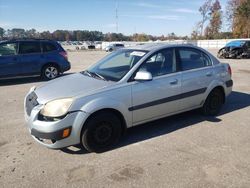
[0,42,17,56]
[42,42,57,52]
[19,42,41,54]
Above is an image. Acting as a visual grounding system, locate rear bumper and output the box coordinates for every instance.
[225,80,233,88]
[61,61,71,72]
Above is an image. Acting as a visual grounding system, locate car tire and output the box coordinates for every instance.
[81,111,122,153]
[41,64,59,80]
[202,88,224,116]
[217,50,225,59]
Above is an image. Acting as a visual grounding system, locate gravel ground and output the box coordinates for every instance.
[0,49,250,188]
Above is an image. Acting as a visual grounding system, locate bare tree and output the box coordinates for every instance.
[199,0,212,36]
[208,0,223,38]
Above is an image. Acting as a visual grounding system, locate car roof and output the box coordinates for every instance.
[126,43,198,51]
[1,39,56,43]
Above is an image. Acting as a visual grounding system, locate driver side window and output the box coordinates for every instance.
[139,48,175,77]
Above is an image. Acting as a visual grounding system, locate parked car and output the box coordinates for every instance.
[24,44,233,152]
[105,43,124,52]
[217,40,250,59]
[0,39,71,80]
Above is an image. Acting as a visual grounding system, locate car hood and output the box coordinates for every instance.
[35,73,115,104]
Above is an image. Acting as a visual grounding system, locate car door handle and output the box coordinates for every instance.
[206,72,213,77]
[169,79,178,85]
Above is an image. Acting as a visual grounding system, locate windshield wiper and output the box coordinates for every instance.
[83,70,107,81]
[92,72,107,81]
[84,70,92,77]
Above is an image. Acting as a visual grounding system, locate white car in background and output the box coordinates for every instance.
[105,43,124,52]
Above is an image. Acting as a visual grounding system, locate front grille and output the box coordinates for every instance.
[25,92,39,116]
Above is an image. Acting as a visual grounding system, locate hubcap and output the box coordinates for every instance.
[210,95,220,110]
[45,66,58,79]
[93,122,112,144]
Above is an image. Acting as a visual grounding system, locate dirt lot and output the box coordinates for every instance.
[0,49,250,188]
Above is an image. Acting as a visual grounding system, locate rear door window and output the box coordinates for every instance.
[19,42,41,54]
[177,48,212,71]
[0,42,18,56]
[42,42,57,52]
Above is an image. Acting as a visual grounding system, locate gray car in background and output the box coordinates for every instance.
[24,44,233,152]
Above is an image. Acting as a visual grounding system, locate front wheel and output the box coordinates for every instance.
[81,112,122,153]
[41,64,59,80]
[202,89,224,116]
[217,49,226,59]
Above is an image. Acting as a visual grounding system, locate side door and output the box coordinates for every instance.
[0,42,19,77]
[176,47,214,110]
[18,41,42,75]
[131,48,182,124]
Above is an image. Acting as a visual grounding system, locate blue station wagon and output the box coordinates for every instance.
[0,39,71,80]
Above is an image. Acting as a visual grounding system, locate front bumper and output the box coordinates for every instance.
[24,92,88,149]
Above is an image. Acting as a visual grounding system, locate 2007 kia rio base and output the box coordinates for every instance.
[24,44,233,152]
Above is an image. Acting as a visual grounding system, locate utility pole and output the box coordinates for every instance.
[115,0,118,33]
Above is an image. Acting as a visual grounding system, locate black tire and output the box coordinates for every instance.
[41,64,59,80]
[217,50,224,59]
[202,89,224,116]
[81,111,122,153]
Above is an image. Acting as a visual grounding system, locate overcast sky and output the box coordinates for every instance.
[0,0,227,36]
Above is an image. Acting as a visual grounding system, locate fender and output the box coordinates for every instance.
[72,96,133,128]
[204,79,227,101]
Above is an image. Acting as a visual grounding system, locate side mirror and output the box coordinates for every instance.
[134,71,152,81]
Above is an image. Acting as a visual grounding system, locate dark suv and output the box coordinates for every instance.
[0,39,71,80]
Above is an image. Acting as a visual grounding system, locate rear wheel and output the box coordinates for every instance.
[41,64,59,80]
[81,111,122,153]
[202,89,224,116]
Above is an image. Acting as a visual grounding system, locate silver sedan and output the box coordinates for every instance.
[24,44,233,152]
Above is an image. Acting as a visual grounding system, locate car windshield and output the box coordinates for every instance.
[226,41,245,47]
[84,49,147,81]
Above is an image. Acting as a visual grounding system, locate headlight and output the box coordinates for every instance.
[40,98,73,118]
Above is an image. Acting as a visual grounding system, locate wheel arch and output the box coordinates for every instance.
[208,85,226,104]
[80,108,127,138]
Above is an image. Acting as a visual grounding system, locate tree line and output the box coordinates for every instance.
[0,0,249,41]
[192,0,250,39]
[0,28,187,42]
